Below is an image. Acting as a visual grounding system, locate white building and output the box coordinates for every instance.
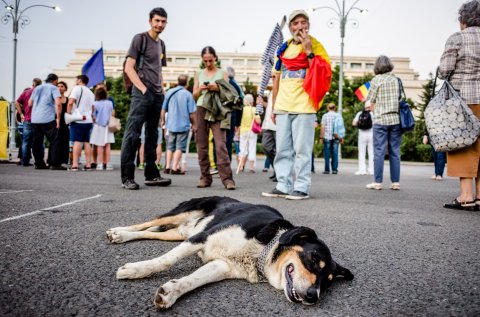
[54,49,425,103]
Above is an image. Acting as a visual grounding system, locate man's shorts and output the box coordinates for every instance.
[140,125,163,145]
[70,122,93,143]
[167,131,189,152]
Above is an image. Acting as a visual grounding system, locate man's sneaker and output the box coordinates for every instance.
[355,171,367,175]
[285,191,309,200]
[35,164,49,170]
[225,182,236,190]
[366,182,382,190]
[144,177,172,187]
[96,164,104,171]
[49,165,67,171]
[122,179,139,190]
[138,163,145,170]
[262,188,288,198]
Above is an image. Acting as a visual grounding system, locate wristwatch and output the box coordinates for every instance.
[307,52,315,59]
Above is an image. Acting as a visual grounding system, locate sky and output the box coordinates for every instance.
[0,0,465,100]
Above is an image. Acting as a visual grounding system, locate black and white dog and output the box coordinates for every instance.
[107,196,353,310]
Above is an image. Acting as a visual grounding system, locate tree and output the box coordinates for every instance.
[105,77,131,149]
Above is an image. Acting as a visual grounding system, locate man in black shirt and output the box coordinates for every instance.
[121,7,171,189]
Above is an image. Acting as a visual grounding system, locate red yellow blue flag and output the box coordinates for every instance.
[355,82,370,101]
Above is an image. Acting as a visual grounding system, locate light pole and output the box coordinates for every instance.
[309,0,367,114]
[1,0,60,160]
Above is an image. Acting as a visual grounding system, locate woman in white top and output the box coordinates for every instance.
[352,101,374,175]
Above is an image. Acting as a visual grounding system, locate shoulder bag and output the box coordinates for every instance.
[64,87,84,124]
[424,69,480,152]
[397,78,415,132]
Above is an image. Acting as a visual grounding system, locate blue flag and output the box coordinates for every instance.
[82,48,105,88]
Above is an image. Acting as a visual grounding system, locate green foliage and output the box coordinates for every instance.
[243,77,257,97]
[105,76,131,149]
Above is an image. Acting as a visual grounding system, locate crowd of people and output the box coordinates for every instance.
[13,2,480,209]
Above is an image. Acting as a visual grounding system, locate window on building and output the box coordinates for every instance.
[247,59,259,66]
[106,56,117,63]
[175,57,187,64]
[232,59,244,66]
[190,58,200,65]
[350,63,362,69]
[366,63,374,70]
[167,57,173,63]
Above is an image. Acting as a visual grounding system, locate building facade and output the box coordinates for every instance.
[54,49,425,103]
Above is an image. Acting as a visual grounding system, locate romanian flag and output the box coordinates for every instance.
[355,82,370,101]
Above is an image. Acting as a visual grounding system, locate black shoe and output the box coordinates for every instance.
[145,177,172,187]
[322,171,330,174]
[269,174,276,179]
[22,163,33,167]
[122,179,140,190]
[91,163,97,169]
[272,177,278,182]
[35,165,49,170]
[332,171,338,174]
[285,191,309,200]
[50,165,67,171]
[262,188,288,198]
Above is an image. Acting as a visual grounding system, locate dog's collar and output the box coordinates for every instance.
[257,230,287,281]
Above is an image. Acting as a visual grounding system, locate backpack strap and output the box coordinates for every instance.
[136,33,148,70]
[397,77,406,101]
[160,39,167,67]
[164,87,183,110]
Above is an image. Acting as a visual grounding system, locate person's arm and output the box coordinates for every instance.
[161,108,166,128]
[125,57,147,94]
[439,33,460,79]
[271,73,280,123]
[15,101,24,122]
[54,97,62,128]
[189,112,196,133]
[319,126,325,144]
[193,73,206,101]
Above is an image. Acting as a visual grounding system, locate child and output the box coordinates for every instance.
[90,87,114,170]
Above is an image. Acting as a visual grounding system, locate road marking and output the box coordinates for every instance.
[0,190,34,194]
[0,194,102,224]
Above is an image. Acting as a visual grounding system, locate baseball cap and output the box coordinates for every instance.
[289,9,309,23]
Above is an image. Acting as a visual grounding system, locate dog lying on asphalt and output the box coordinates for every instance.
[106,196,354,310]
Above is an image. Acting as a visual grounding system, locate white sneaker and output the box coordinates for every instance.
[355,171,367,175]
[96,164,104,171]
[366,182,382,190]
[106,163,113,171]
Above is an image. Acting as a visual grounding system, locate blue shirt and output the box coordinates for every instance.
[93,100,114,127]
[163,86,196,132]
[30,83,61,124]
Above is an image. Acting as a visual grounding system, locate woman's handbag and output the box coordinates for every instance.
[251,120,262,134]
[397,78,415,132]
[424,70,480,152]
[108,116,121,133]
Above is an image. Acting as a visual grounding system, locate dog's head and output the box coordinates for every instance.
[271,227,353,305]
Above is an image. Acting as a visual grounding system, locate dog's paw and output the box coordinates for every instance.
[107,229,135,244]
[106,227,128,242]
[154,281,179,310]
[116,262,151,279]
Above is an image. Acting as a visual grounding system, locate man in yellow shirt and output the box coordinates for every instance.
[262,10,331,200]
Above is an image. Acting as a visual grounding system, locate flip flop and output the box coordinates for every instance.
[443,198,476,211]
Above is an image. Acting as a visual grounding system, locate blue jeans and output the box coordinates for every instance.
[431,145,446,177]
[121,87,163,182]
[373,124,402,183]
[274,113,315,194]
[323,139,339,172]
[21,121,35,165]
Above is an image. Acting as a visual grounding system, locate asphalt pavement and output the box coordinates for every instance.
[0,154,479,317]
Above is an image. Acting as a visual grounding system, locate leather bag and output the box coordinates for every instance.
[108,116,121,133]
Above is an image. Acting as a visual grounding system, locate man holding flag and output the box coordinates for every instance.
[262,10,331,200]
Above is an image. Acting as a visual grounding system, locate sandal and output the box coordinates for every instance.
[69,167,79,172]
[443,198,476,211]
[82,166,92,171]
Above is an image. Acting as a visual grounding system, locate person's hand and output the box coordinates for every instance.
[20,114,25,123]
[340,138,344,144]
[271,112,276,124]
[141,87,148,95]
[200,84,209,91]
[320,138,324,144]
[423,135,429,145]
[298,29,312,54]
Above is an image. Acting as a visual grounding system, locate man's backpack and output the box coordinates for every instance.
[333,115,346,139]
[123,33,167,94]
[357,110,372,130]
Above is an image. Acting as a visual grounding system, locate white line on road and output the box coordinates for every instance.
[0,190,34,194]
[0,194,102,224]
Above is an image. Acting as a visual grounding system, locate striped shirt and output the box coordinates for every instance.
[366,73,400,126]
[439,26,480,105]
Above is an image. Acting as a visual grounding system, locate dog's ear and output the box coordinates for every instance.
[333,261,354,281]
[279,227,318,246]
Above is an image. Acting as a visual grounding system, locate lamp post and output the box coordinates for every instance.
[1,0,60,160]
[309,0,366,113]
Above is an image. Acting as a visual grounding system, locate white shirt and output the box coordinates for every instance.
[69,85,95,124]
[261,94,276,131]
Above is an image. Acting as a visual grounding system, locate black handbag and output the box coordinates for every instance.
[397,78,415,132]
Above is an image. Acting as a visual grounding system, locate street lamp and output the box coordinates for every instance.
[309,0,367,114]
[1,0,60,161]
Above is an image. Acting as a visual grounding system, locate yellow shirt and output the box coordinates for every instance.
[240,105,256,134]
[274,37,330,113]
